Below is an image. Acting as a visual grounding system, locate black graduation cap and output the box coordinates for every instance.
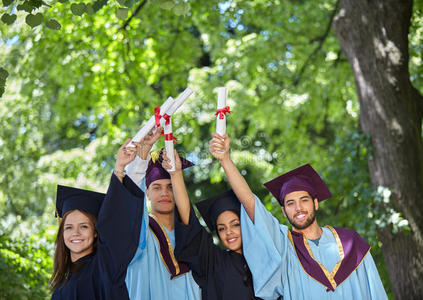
[195,189,240,232]
[56,185,105,220]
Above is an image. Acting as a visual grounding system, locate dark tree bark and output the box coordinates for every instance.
[333,0,423,299]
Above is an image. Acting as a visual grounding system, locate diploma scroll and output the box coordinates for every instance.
[162,87,193,171]
[215,87,229,136]
[164,119,176,172]
[127,97,174,148]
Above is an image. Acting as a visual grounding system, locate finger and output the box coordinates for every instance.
[212,132,225,140]
[122,138,132,148]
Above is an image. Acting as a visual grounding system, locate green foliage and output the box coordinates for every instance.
[0,66,8,97]
[2,0,422,297]
[0,222,54,299]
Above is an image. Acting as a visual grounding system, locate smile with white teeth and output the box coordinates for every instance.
[227,237,237,243]
[71,240,83,243]
[296,213,306,219]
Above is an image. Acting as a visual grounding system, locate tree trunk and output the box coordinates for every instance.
[333,0,423,299]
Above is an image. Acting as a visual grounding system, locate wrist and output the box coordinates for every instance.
[113,169,126,178]
[219,156,231,166]
[170,170,183,177]
[138,145,152,160]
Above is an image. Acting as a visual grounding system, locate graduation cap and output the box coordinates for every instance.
[263,164,332,206]
[145,149,194,188]
[56,185,105,222]
[195,189,240,232]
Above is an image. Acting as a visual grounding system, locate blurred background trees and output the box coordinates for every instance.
[1,0,422,298]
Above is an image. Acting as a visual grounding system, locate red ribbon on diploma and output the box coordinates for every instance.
[164,133,177,143]
[154,106,162,127]
[215,106,231,119]
[163,114,171,125]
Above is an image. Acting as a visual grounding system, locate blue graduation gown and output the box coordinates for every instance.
[174,206,261,300]
[124,156,201,300]
[240,195,388,300]
[52,174,144,300]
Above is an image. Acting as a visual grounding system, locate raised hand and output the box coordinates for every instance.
[209,133,230,162]
[115,138,137,181]
[132,126,163,160]
[162,149,182,175]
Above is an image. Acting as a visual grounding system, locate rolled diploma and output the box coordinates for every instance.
[163,87,194,171]
[216,87,227,136]
[164,120,175,172]
[167,87,193,115]
[127,97,174,148]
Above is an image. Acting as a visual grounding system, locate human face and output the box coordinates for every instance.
[282,191,318,230]
[216,210,242,254]
[147,179,174,215]
[63,210,97,262]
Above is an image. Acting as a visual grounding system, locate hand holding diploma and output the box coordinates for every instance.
[209,132,230,162]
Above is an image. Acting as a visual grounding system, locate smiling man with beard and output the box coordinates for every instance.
[210,134,387,300]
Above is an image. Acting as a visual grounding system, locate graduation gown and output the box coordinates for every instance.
[52,174,144,300]
[240,195,388,300]
[174,206,261,300]
[124,156,201,300]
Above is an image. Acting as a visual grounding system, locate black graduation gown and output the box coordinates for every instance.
[174,206,262,300]
[52,174,144,300]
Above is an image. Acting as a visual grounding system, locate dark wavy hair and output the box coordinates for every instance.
[49,209,97,292]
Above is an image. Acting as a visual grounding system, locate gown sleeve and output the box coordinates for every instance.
[95,173,145,282]
[240,195,287,300]
[361,253,388,299]
[174,205,224,287]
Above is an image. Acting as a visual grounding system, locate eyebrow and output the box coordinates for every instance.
[64,222,90,226]
[216,218,239,226]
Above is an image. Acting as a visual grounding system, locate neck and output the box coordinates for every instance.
[152,211,174,231]
[70,249,93,263]
[293,220,322,240]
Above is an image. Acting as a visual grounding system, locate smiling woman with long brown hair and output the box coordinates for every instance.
[49,138,148,300]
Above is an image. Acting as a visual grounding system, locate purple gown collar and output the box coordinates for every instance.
[148,215,190,279]
[288,226,370,291]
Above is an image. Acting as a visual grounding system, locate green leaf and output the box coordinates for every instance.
[173,2,188,16]
[160,1,174,10]
[70,3,86,16]
[116,7,128,20]
[92,0,107,12]
[2,0,14,7]
[45,19,61,30]
[85,4,94,15]
[16,2,33,13]
[1,13,17,25]
[0,68,9,80]
[25,13,43,27]
[28,0,43,8]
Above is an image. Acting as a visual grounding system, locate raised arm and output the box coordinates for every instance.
[162,150,191,225]
[209,133,255,221]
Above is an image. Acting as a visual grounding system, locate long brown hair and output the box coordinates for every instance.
[49,209,97,292]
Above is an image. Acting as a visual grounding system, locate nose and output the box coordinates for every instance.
[225,227,233,235]
[295,201,303,211]
[71,228,81,236]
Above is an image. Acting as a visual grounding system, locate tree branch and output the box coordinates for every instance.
[122,0,148,30]
[293,0,340,86]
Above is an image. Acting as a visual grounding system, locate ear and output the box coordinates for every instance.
[94,231,98,238]
[314,198,319,211]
